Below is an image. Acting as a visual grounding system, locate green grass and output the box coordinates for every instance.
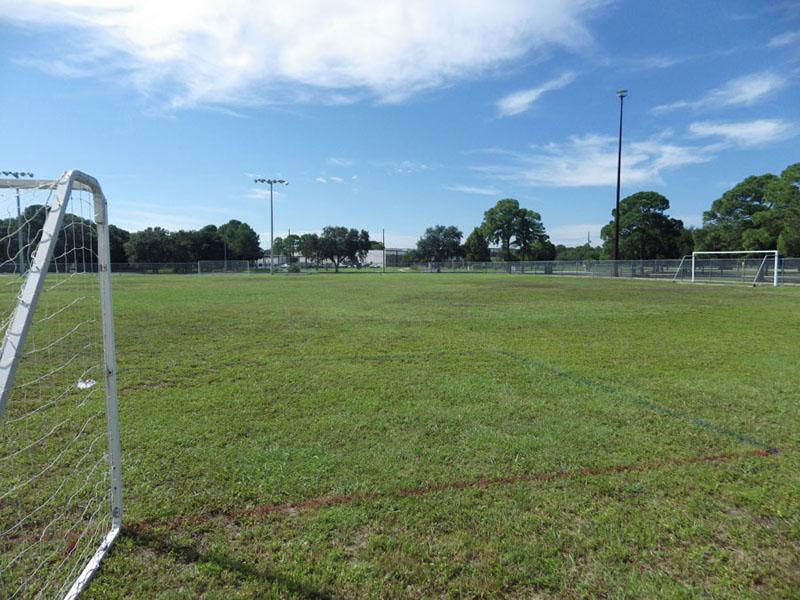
[75,274,800,598]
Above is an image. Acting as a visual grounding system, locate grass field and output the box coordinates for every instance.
[83,274,799,599]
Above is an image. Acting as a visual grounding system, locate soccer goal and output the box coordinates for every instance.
[0,171,121,599]
[690,250,779,287]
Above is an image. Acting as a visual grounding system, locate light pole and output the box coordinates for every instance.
[254,178,288,274]
[1,171,34,274]
[613,90,627,273]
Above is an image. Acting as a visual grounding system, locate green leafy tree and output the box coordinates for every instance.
[271,237,284,259]
[218,220,262,259]
[481,199,520,260]
[299,233,320,265]
[108,224,130,263]
[463,227,491,261]
[318,226,371,272]
[194,225,224,261]
[555,244,603,261]
[284,234,300,262]
[124,227,172,265]
[767,163,800,256]
[600,191,688,259]
[513,208,549,260]
[694,175,778,251]
[415,225,463,262]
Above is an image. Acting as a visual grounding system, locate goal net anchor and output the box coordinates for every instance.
[0,171,122,599]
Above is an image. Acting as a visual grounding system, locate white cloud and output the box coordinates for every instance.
[1,0,606,108]
[475,132,713,187]
[496,72,576,117]
[688,119,797,146]
[315,177,327,183]
[548,223,603,245]
[443,184,501,196]
[327,157,355,167]
[377,160,430,174]
[652,71,787,114]
[768,31,800,48]
[329,176,344,183]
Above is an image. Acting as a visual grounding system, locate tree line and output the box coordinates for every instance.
[415,161,799,263]
[412,198,556,263]
[4,161,795,269]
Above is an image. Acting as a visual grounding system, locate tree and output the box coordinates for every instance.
[108,224,130,263]
[555,244,602,261]
[767,163,800,256]
[218,220,262,259]
[194,225,224,261]
[284,234,300,262]
[463,227,491,261]
[513,208,549,260]
[271,237,284,259]
[299,233,320,265]
[415,225,463,262]
[318,226,371,272]
[600,191,687,259]
[124,227,172,265]
[481,199,520,260]
[694,174,778,251]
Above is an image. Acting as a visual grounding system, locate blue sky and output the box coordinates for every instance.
[0,0,798,248]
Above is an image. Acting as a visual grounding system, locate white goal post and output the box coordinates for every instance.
[0,171,121,599]
[691,250,779,287]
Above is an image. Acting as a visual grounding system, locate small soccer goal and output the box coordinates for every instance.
[673,251,780,287]
[0,171,121,599]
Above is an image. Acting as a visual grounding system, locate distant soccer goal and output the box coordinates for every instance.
[685,250,780,287]
[197,259,252,274]
[0,172,121,599]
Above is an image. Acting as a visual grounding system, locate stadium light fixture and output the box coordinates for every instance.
[254,177,289,274]
[1,170,34,273]
[613,89,627,273]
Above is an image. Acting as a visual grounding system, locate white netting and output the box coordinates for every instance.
[0,178,112,599]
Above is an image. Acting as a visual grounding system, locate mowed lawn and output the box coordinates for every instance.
[88,274,800,599]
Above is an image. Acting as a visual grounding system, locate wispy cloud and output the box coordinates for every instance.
[652,71,788,114]
[768,30,800,48]
[329,176,344,183]
[688,119,797,146]
[327,157,355,167]
[475,132,713,187]
[443,184,501,196]
[496,72,576,117]
[315,177,327,183]
[548,223,603,245]
[0,0,605,108]
[375,160,430,174]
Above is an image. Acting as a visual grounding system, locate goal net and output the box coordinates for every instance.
[0,171,121,599]
[687,251,780,287]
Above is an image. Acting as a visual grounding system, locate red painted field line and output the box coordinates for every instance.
[127,448,780,536]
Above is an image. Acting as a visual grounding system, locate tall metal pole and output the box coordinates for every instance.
[16,187,25,273]
[382,228,386,273]
[253,177,288,275]
[614,90,627,273]
[269,181,274,275]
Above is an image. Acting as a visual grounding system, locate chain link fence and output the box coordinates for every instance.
[36,258,793,285]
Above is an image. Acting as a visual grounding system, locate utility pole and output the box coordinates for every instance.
[1,171,34,274]
[254,178,288,274]
[614,89,628,275]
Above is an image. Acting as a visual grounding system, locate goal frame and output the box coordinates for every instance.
[0,170,122,599]
[691,250,779,287]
